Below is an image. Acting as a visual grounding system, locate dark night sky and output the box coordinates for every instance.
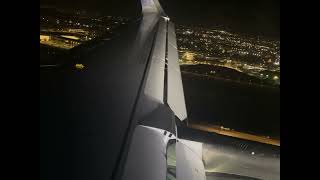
[40,0,279,39]
[40,0,142,17]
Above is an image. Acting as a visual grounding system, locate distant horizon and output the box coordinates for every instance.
[161,0,279,41]
[40,5,280,42]
[176,23,280,41]
[40,3,279,41]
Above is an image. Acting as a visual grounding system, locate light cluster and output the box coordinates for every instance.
[40,8,129,49]
[176,25,280,86]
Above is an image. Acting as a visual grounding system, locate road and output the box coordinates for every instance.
[181,70,278,89]
[189,122,280,146]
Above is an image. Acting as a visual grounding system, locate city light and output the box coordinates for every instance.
[61,35,80,40]
[176,24,280,86]
[162,16,170,21]
[75,63,85,70]
[182,52,195,61]
[40,35,50,42]
[40,14,129,51]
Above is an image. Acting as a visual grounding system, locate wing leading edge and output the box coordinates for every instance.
[121,1,205,180]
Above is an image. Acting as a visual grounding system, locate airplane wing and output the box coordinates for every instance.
[40,0,204,180]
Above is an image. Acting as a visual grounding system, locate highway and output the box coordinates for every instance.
[188,122,280,146]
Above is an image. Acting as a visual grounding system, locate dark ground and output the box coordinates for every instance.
[182,75,280,138]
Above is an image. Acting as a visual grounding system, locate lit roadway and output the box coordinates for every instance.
[178,124,280,180]
[189,122,280,146]
[180,70,278,89]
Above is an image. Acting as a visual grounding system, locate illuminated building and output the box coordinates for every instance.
[40,35,50,42]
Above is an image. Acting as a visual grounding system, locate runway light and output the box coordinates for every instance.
[162,16,170,21]
[251,152,255,155]
[75,63,85,70]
